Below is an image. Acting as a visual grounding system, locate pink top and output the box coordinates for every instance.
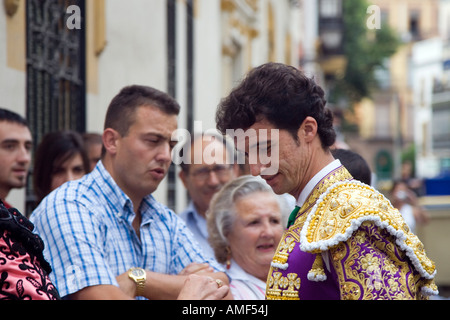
[0,230,59,300]
[0,202,59,300]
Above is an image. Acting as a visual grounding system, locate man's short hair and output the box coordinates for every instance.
[178,132,236,173]
[0,108,28,127]
[104,85,180,136]
[332,148,372,185]
[216,62,336,149]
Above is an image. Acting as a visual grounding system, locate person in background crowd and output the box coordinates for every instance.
[390,180,429,234]
[32,130,90,205]
[207,175,289,299]
[178,132,239,259]
[31,85,230,300]
[0,108,32,209]
[82,132,103,172]
[331,148,372,185]
[401,160,426,196]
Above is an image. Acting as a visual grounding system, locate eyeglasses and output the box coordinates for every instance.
[190,165,233,181]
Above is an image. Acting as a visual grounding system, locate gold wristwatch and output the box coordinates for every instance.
[128,267,146,297]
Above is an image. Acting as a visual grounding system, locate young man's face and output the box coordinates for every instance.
[236,118,312,199]
[0,121,32,197]
[112,105,178,199]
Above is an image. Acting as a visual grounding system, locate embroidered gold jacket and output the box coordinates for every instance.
[266,165,438,300]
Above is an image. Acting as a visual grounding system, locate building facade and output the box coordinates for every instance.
[343,0,442,188]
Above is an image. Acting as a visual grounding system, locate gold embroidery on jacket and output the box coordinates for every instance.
[266,272,301,300]
[267,166,352,300]
[330,222,433,300]
[301,181,437,279]
[267,165,438,300]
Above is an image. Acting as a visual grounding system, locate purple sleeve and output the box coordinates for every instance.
[330,221,431,300]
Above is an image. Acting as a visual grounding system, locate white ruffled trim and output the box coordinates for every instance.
[299,180,437,280]
[421,285,439,297]
[270,262,288,270]
[307,272,327,282]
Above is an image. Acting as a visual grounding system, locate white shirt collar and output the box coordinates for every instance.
[296,159,342,207]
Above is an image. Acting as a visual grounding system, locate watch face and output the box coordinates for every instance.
[131,268,145,277]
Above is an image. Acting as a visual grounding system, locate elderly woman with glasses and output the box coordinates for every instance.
[207,175,290,299]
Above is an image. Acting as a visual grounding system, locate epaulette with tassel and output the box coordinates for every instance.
[307,253,327,281]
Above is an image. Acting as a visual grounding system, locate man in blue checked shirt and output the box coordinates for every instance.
[30,85,230,300]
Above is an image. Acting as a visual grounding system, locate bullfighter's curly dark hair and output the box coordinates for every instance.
[216,62,336,149]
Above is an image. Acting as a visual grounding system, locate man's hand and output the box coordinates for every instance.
[71,270,232,300]
[177,274,229,300]
[178,262,214,276]
[115,267,232,300]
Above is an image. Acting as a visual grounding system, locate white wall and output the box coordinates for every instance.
[87,0,168,133]
[194,0,223,132]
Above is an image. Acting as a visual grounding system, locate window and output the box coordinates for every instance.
[319,0,342,18]
[26,0,86,214]
[409,10,420,40]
